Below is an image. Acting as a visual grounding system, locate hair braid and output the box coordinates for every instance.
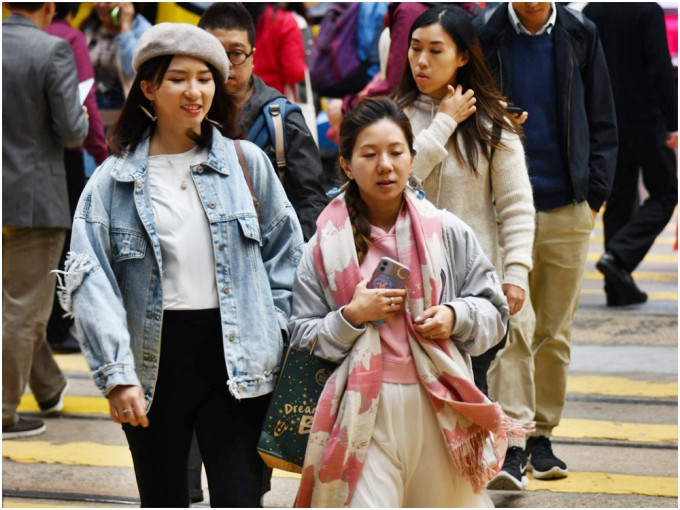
[344,181,372,264]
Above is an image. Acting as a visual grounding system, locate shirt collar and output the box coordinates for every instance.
[508,2,557,35]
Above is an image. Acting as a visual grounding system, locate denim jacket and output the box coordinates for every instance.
[60,128,304,408]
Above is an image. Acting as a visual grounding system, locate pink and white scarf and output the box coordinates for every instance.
[295,190,531,507]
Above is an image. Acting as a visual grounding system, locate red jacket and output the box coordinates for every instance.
[253,5,306,95]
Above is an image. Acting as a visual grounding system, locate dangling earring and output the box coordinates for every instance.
[407,173,426,199]
[139,103,157,122]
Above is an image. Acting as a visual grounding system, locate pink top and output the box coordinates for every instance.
[360,224,419,384]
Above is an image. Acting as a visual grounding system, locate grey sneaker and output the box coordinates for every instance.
[527,436,568,479]
[2,417,46,439]
[487,446,529,490]
[37,379,70,415]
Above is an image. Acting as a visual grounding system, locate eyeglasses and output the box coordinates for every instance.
[226,49,254,66]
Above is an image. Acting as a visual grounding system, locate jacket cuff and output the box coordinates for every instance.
[430,113,458,146]
[95,362,142,397]
[446,300,473,340]
[502,264,529,292]
[330,306,366,348]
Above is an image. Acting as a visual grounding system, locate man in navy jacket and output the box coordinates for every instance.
[474,2,617,491]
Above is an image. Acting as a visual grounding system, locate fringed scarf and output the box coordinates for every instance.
[295,190,532,507]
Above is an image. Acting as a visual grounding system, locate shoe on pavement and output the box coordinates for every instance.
[2,417,46,439]
[596,252,647,306]
[487,446,528,490]
[527,436,568,479]
[37,379,70,415]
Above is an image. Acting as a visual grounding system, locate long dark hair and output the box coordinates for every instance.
[394,6,521,174]
[338,97,416,263]
[107,55,239,156]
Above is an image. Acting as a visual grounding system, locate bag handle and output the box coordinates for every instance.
[235,139,259,214]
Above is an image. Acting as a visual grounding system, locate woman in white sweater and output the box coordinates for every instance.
[394,5,535,392]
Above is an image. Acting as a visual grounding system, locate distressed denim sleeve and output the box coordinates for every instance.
[55,181,141,396]
[243,141,305,334]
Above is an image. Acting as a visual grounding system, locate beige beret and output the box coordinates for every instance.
[132,23,229,82]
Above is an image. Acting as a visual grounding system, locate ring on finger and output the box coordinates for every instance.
[122,408,134,414]
[390,296,395,307]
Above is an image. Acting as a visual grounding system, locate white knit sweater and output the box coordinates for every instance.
[407,95,535,291]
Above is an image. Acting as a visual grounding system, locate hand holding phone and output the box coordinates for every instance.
[368,257,410,325]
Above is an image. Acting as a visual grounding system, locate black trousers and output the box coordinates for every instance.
[471,328,507,398]
[604,123,678,272]
[123,309,271,508]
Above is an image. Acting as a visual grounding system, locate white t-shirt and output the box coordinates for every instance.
[147,146,218,310]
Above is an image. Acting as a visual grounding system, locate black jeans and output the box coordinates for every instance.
[123,309,270,508]
[470,327,508,398]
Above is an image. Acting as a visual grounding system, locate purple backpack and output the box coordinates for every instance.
[308,3,371,98]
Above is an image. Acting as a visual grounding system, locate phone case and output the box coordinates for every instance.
[368,257,411,326]
[368,257,411,290]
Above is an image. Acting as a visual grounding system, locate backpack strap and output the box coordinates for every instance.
[235,139,259,214]
[269,101,286,170]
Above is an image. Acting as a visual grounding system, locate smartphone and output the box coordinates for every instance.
[506,105,523,115]
[368,257,410,326]
[368,256,411,290]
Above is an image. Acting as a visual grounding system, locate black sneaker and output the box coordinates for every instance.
[596,252,647,306]
[37,379,70,415]
[2,417,46,439]
[527,436,568,479]
[487,446,528,490]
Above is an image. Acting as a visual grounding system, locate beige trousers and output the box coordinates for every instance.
[350,382,494,508]
[3,227,67,425]
[488,202,594,446]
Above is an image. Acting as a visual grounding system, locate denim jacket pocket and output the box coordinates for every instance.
[110,229,147,262]
[236,215,263,247]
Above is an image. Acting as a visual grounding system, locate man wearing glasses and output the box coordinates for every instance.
[199,2,326,242]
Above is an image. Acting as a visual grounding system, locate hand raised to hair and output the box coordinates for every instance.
[341,279,407,328]
[119,2,135,32]
[438,84,476,125]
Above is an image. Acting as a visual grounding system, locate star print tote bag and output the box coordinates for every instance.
[257,343,337,473]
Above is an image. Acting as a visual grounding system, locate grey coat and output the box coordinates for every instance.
[289,209,510,364]
[2,14,89,228]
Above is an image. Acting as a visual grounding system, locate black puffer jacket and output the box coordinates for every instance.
[474,3,618,212]
[238,75,327,240]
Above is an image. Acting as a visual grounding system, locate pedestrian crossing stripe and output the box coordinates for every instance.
[587,253,677,263]
[580,288,678,300]
[18,394,109,415]
[53,355,90,374]
[591,235,676,245]
[18,375,677,415]
[582,271,677,282]
[2,441,676,498]
[567,375,678,398]
[554,418,677,443]
[525,471,677,498]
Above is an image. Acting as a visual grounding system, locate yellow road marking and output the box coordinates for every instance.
[4,441,676,497]
[526,471,677,498]
[554,418,677,443]
[2,441,132,468]
[580,288,678,300]
[591,236,675,246]
[2,503,87,508]
[18,395,109,415]
[587,253,677,263]
[54,355,90,374]
[583,271,677,282]
[567,375,678,398]
[594,220,678,235]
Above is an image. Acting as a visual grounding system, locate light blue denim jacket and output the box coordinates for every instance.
[60,128,304,408]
